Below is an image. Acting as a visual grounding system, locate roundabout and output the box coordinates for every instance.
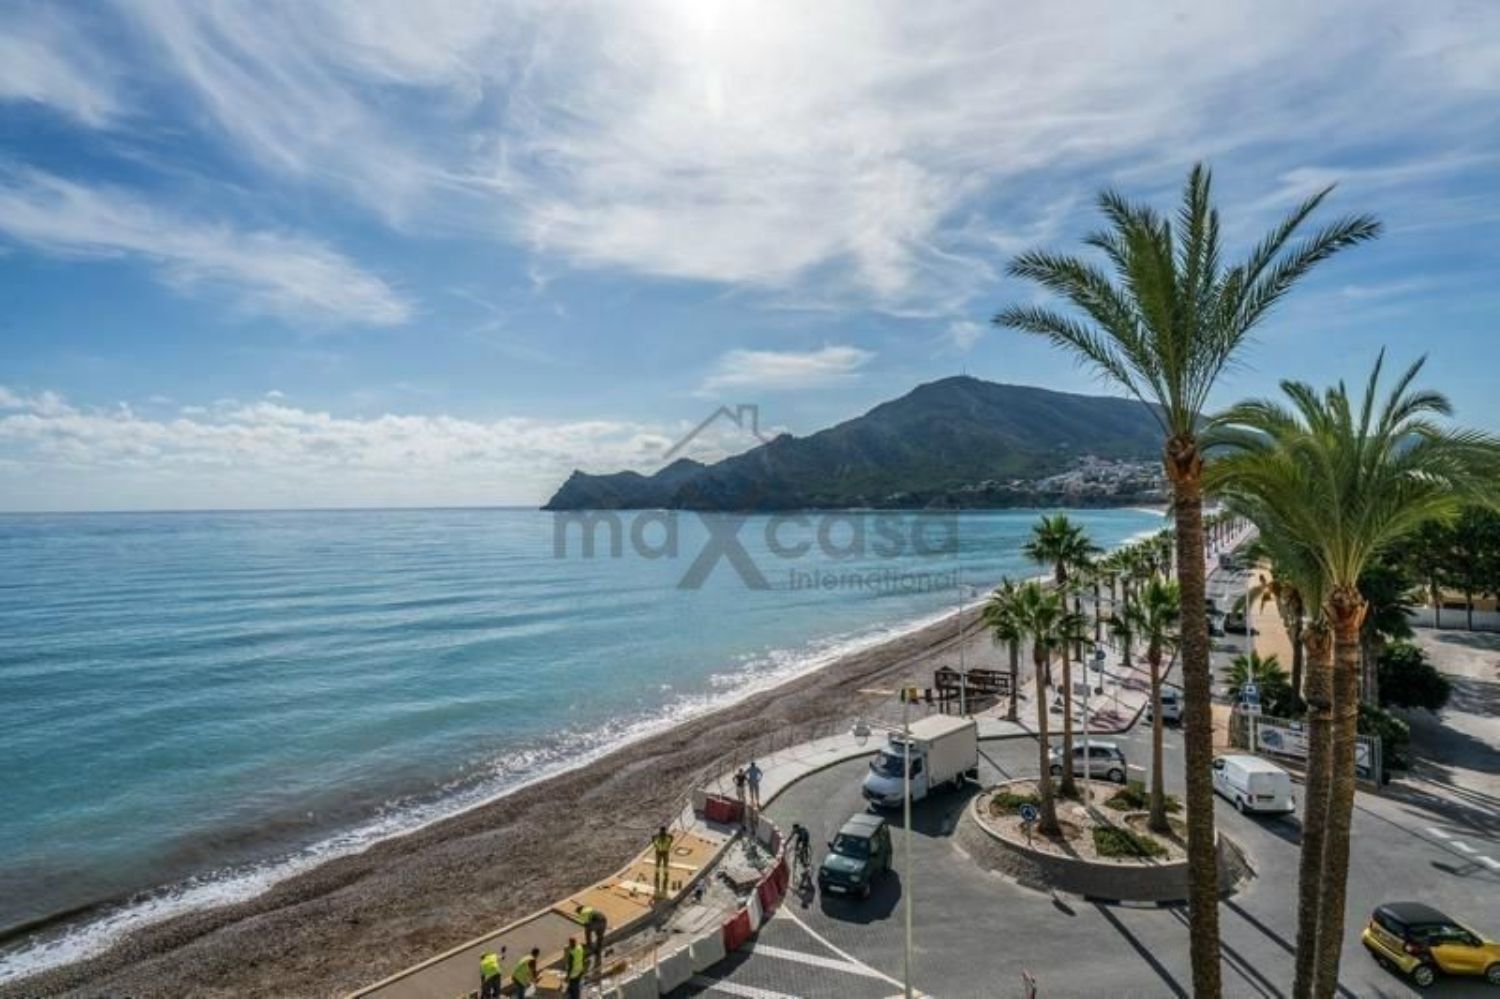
[680,722,1500,997]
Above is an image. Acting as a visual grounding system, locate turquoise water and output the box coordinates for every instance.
[0,506,1161,975]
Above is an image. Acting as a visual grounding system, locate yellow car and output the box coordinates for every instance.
[1362,901,1500,988]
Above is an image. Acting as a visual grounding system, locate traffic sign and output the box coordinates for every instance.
[1019,803,1039,823]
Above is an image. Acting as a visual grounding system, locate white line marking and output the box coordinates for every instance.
[1426,827,1450,840]
[689,976,802,999]
[1480,856,1500,870]
[1453,841,1476,854]
[778,909,917,993]
[747,943,890,980]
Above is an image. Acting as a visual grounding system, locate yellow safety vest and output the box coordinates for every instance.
[513,956,535,986]
[566,943,586,978]
[652,833,672,855]
[579,905,597,924]
[479,952,501,981]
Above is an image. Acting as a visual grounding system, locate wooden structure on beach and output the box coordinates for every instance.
[933,666,1012,713]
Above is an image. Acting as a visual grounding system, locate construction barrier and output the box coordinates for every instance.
[746,890,763,932]
[702,795,743,826]
[756,871,781,917]
[655,945,693,994]
[608,969,658,999]
[688,927,727,972]
[720,907,753,953]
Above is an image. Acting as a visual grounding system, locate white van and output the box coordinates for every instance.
[1211,754,1295,814]
[1148,689,1183,725]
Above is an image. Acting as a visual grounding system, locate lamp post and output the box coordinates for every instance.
[852,693,916,999]
[956,579,979,717]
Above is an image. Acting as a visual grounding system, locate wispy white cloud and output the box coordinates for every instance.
[0,9,120,125]
[66,0,1497,319]
[0,171,411,326]
[697,345,873,395]
[946,320,984,352]
[0,386,684,509]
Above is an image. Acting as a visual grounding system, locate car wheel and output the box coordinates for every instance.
[1485,963,1500,985]
[1050,764,1063,777]
[1410,963,1436,988]
[1235,796,1246,814]
[859,883,871,900]
[1108,768,1125,784]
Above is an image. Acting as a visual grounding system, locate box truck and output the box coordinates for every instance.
[861,715,979,808]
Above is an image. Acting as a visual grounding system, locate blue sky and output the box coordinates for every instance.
[1,1,1497,510]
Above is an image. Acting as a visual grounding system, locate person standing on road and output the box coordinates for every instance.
[651,825,675,895]
[564,936,586,999]
[746,760,764,809]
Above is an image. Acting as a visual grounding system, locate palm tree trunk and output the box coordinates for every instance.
[1034,644,1059,835]
[1289,617,1305,707]
[1148,643,1168,833]
[1293,623,1334,998]
[1167,438,1221,999]
[1007,640,1020,721]
[1094,581,1103,645]
[1059,651,1077,798]
[1313,589,1367,999]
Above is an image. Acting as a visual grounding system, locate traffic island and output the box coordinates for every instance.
[955,779,1249,904]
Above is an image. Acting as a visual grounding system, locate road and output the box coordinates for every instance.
[679,722,1500,998]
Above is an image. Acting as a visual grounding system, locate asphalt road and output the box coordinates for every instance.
[680,723,1500,998]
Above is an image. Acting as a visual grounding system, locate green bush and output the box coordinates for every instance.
[1093,825,1167,858]
[990,789,1040,812]
[1359,702,1412,771]
[1378,640,1452,712]
[1105,780,1181,813]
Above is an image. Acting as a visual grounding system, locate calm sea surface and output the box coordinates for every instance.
[0,506,1161,976]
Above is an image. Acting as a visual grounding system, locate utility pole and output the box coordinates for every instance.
[902,684,914,999]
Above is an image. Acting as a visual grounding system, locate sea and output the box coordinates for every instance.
[0,505,1163,979]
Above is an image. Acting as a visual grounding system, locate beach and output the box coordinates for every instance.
[8,605,1001,998]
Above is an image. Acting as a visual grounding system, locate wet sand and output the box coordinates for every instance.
[9,608,1008,998]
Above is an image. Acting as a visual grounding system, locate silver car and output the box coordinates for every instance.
[1048,742,1128,783]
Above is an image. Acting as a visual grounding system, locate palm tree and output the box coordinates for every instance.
[1225,650,1293,716]
[1210,353,1499,997]
[982,580,1025,722]
[1005,580,1081,835]
[1244,544,1307,707]
[995,163,1380,998]
[1023,515,1100,798]
[1121,576,1181,832]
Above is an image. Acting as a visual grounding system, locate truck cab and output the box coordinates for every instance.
[817,813,892,899]
[861,715,978,808]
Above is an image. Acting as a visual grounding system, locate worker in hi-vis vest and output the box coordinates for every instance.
[576,903,607,967]
[511,947,539,998]
[651,825,675,894]
[478,947,504,999]
[564,935,587,999]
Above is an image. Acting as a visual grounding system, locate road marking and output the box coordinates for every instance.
[1453,841,1476,854]
[1480,856,1500,870]
[690,976,802,999]
[778,909,918,994]
[1426,827,1450,839]
[747,943,890,980]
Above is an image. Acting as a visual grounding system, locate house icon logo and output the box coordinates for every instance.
[659,403,774,464]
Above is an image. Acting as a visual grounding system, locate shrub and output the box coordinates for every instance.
[1359,702,1412,771]
[990,789,1040,813]
[1378,640,1452,712]
[1106,779,1181,813]
[1093,825,1167,858]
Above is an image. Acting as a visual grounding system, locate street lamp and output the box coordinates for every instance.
[849,690,916,999]
[955,579,979,717]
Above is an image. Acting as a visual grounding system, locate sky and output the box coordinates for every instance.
[1,1,1497,511]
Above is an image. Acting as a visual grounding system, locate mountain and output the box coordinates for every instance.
[543,376,1166,511]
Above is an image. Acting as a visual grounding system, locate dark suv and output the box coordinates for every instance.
[817,813,892,899]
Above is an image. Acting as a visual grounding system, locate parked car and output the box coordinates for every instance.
[817,813,892,899]
[1147,689,1183,725]
[1048,742,1128,783]
[1206,613,1225,637]
[1361,901,1500,988]
[1210,754,1295,814]
[1222,609,1249,634]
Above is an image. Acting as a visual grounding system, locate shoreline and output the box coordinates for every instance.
[5,597,1006,998]
[7,517,1167,998]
